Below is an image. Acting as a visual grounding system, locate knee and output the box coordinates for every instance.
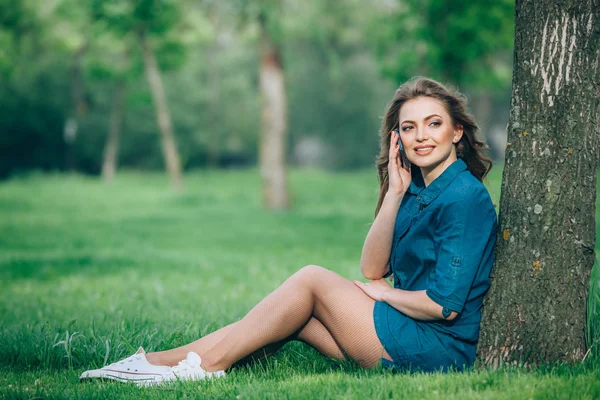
[292,264,329,284]
[300,264,329,276]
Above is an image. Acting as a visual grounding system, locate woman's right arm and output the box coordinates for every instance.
[359,191,404,280]
[360,129,411,280]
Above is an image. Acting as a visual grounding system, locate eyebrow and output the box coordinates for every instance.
[400,114,443,124]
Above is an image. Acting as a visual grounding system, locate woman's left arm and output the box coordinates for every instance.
[353,279,457,321]
[382,287,458,321]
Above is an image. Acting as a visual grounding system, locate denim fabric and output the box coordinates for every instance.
[373,158,498,372]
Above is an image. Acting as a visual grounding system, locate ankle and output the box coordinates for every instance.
[145,352,173,367]
[201,355,228,373]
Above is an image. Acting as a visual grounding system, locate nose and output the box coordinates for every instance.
[415,125,429,141]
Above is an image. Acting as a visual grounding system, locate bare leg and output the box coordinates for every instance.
[196,265,392,372]
[147,316,346,367]
[147,322,238,367]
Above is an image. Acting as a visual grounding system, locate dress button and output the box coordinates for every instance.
[442,307,452,319]
[417,196,421,201]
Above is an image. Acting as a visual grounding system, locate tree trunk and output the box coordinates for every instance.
[64,44,88,171]
[102,80,125,182]
[206,6,222,169]
[258,12,291,210]
[478,1,600,367]
[138,29,184,191]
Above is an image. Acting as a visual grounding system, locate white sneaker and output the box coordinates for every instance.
[165,351,226,383]
[80,347,172,386]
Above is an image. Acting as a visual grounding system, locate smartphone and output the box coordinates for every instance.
[393,129,411,169]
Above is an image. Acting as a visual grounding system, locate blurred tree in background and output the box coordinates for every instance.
[0,0,68,178]
[91,0,189,190]
[0,0,514,179]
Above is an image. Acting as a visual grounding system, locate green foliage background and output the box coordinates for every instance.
[0,0,514,178]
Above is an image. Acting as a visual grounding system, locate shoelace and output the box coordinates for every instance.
[110,355,142,367]
[172,358,205,376]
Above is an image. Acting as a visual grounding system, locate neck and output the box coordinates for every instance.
[420,154,457,187]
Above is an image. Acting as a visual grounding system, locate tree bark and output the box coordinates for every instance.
[258,12,291,210]
[478,1,600,367]
[102,80,125,182]
[138,29,184,191]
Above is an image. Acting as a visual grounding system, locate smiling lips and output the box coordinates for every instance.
[414,146,435,155]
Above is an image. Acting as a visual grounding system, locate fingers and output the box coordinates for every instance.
[354,280,385,302]
[388,130,400,168]
[388,131,395,161]
[353,280,364,295]
[353,280,371,298]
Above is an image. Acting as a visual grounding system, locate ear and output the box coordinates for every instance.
[453,124,464,143]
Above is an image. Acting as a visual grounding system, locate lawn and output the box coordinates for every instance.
[0,165,599,399]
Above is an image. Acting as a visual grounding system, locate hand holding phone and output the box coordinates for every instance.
[388,128,412,196]
[393,129,411,169]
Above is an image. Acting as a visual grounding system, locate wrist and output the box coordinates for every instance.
[385,190,404,204]
[381,288,393,303]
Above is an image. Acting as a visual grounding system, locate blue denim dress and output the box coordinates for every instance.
[373,158,498,373]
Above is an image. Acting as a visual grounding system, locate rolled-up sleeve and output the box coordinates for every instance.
[426,195,496,314]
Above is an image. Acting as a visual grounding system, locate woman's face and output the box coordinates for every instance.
[397,96,463,177]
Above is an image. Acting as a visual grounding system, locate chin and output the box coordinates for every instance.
[415,156,445,170]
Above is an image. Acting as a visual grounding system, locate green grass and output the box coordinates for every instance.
[0,165,599,399]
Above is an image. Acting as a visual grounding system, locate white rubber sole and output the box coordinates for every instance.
[80,368,166,386]
[80,368,226,386]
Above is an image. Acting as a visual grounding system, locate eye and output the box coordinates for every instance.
[430,121,441,127]
[401,126,412,132]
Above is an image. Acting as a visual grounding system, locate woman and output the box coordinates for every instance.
[80,76,497,385]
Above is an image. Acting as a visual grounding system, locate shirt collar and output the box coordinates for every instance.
[407,158,467,206]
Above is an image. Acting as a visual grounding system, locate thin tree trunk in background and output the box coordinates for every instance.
[479,0,600,367]
[64,44,88,171]
[206,7,222,168]
[470,91,492,143]
[138,29,184,191]
[102,80,125,182]
[258,12,290,210]
[206,48,221,169]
